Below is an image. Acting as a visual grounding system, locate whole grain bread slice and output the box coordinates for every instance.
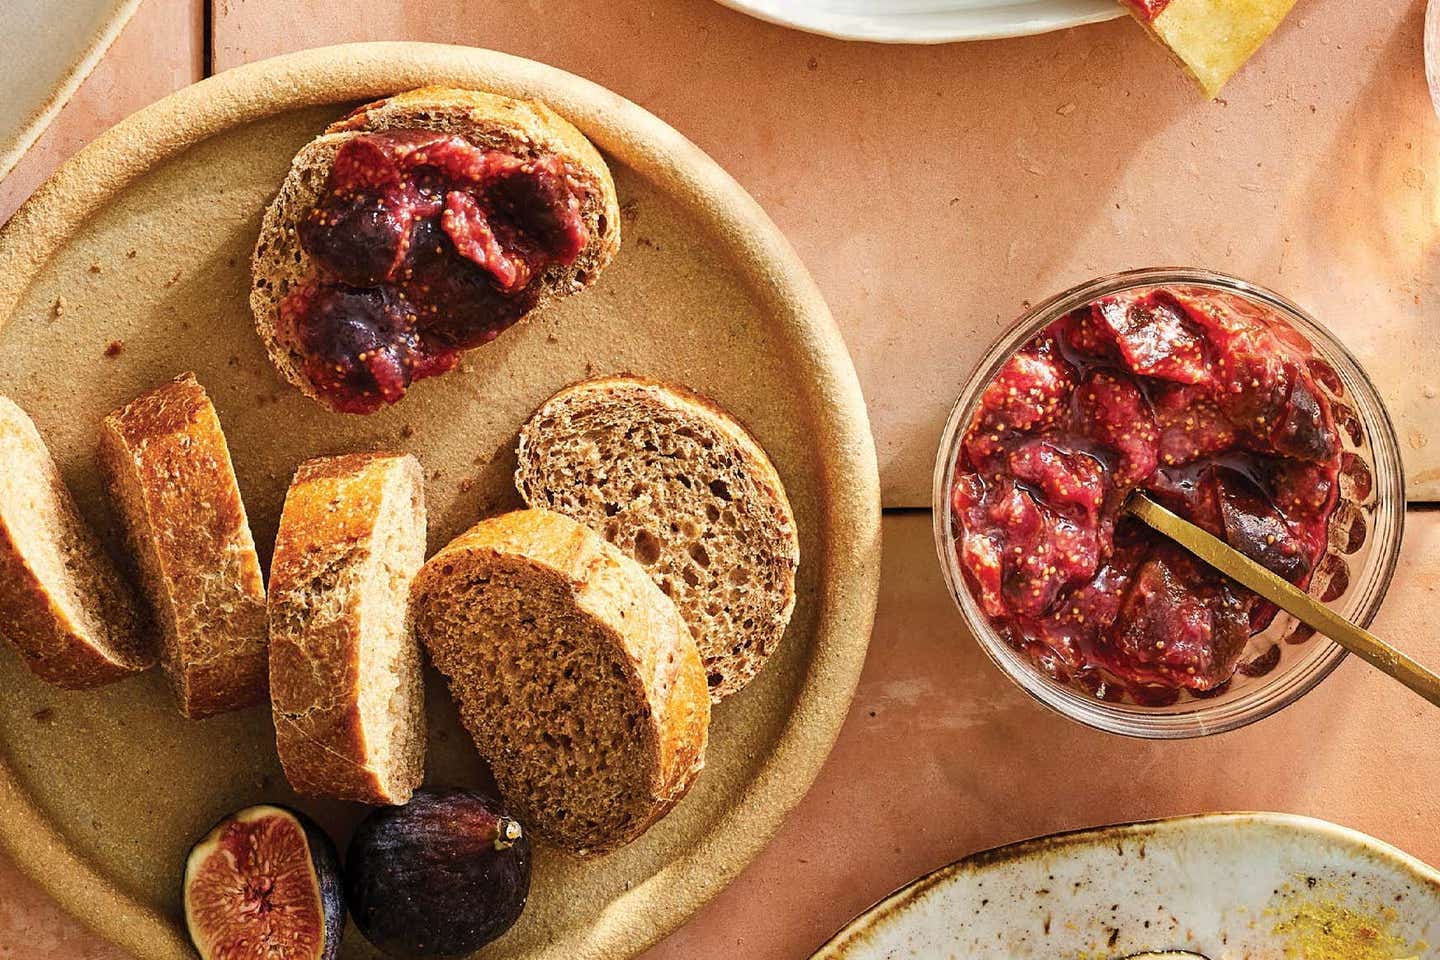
[409,508,709,856]
[268,452,428,805]
[515,376,799,701]
[99,374,268,718]
[251,86,622,410]
[0,397,152,688]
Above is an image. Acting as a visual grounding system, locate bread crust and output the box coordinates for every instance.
[250,86,622,410]
[98,373,268,717]
[0,397,152,687]
[267,452,427,805]
[515,375,799,700]
[410,508,709,855]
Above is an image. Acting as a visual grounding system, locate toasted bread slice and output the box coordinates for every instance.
[98,374,268,718]
[251,86,621,412]
[267,452,428,805]
[0,397,152,687]
[410,509,709,856]
[515,376,799,701]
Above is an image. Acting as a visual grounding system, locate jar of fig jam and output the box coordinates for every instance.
[933,268,1404,738]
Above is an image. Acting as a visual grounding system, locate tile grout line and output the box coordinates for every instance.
[202,0,214,77]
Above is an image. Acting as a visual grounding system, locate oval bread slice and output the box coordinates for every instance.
[251,86,622,411]
[0,397,152,687]
[515,376,799,701]
[409,508,709,856]
[268,452,428,805]
[99,373,269,718]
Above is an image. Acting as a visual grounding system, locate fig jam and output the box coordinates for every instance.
[951,286,1344,701]
[279,131,589,413]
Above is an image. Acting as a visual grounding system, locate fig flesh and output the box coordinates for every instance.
[183,805,344,960]
[345,787,531,957]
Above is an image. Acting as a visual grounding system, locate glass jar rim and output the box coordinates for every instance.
[931,266,1407,739]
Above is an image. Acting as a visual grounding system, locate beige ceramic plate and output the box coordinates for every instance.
[815,813,1440,959]
[0,0,140,181]
[0,42,881,960]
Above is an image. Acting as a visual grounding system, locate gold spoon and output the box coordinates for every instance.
[1125,493,1440,709]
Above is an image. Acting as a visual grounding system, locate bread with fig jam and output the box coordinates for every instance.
[0,397,153,688]
[99,373,269,718]
[267,452,428,805]
[251,87,621,414]
[409,508,709,856]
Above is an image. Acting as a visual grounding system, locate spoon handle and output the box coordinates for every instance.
[1127,494,1440,709]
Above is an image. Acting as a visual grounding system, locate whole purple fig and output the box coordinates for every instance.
[345,786,531,957]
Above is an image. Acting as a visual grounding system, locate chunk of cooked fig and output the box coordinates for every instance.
[345,787,532,958]
[183,805,343,960]
[1216,469,1309,582]
[1093,291,1211,385]
[1073,369,1160,489]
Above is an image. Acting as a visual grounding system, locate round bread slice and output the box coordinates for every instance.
[267,452,428,805]
[514,376,799,701]
[0,396,152,688]
[409,508,709,857]
[251,86,621,412]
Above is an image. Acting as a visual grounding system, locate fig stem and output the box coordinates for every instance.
[494,817,524,851]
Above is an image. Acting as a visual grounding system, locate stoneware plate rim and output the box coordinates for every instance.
[710,0,1123,44]
[0,40,882,960]
[811,811,1440,958]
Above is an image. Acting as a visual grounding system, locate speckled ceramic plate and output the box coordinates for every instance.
[0,0,139,181]
[712,0,1122,43]
[814,813,1440,959]
[0,42,881,960]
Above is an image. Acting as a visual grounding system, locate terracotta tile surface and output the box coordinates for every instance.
[0,865,126,960]
[207,0,1440,506]
[0,0,203,223]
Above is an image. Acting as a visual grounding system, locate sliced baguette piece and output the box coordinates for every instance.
[515,376,799,701]
[0,397,152,687]
[267,452,428,805]
[98,374,268,718]
[409,508,709,856]
[251,86,621,411]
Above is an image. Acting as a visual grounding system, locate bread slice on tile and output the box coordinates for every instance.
[98,373,268,718]
[267,452,428,805]
[409,508,709,856]
[251,86,621,412]
[0,397,152,688]
[515,376,799,701]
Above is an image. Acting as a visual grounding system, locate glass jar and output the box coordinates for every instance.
[932,267,1405,738]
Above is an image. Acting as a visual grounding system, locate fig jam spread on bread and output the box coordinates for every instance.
[253,88,621,414]
[282,132,589,413]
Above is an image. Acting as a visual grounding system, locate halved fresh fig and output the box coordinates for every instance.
[345,787,531,958]
[183,805,344,960]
